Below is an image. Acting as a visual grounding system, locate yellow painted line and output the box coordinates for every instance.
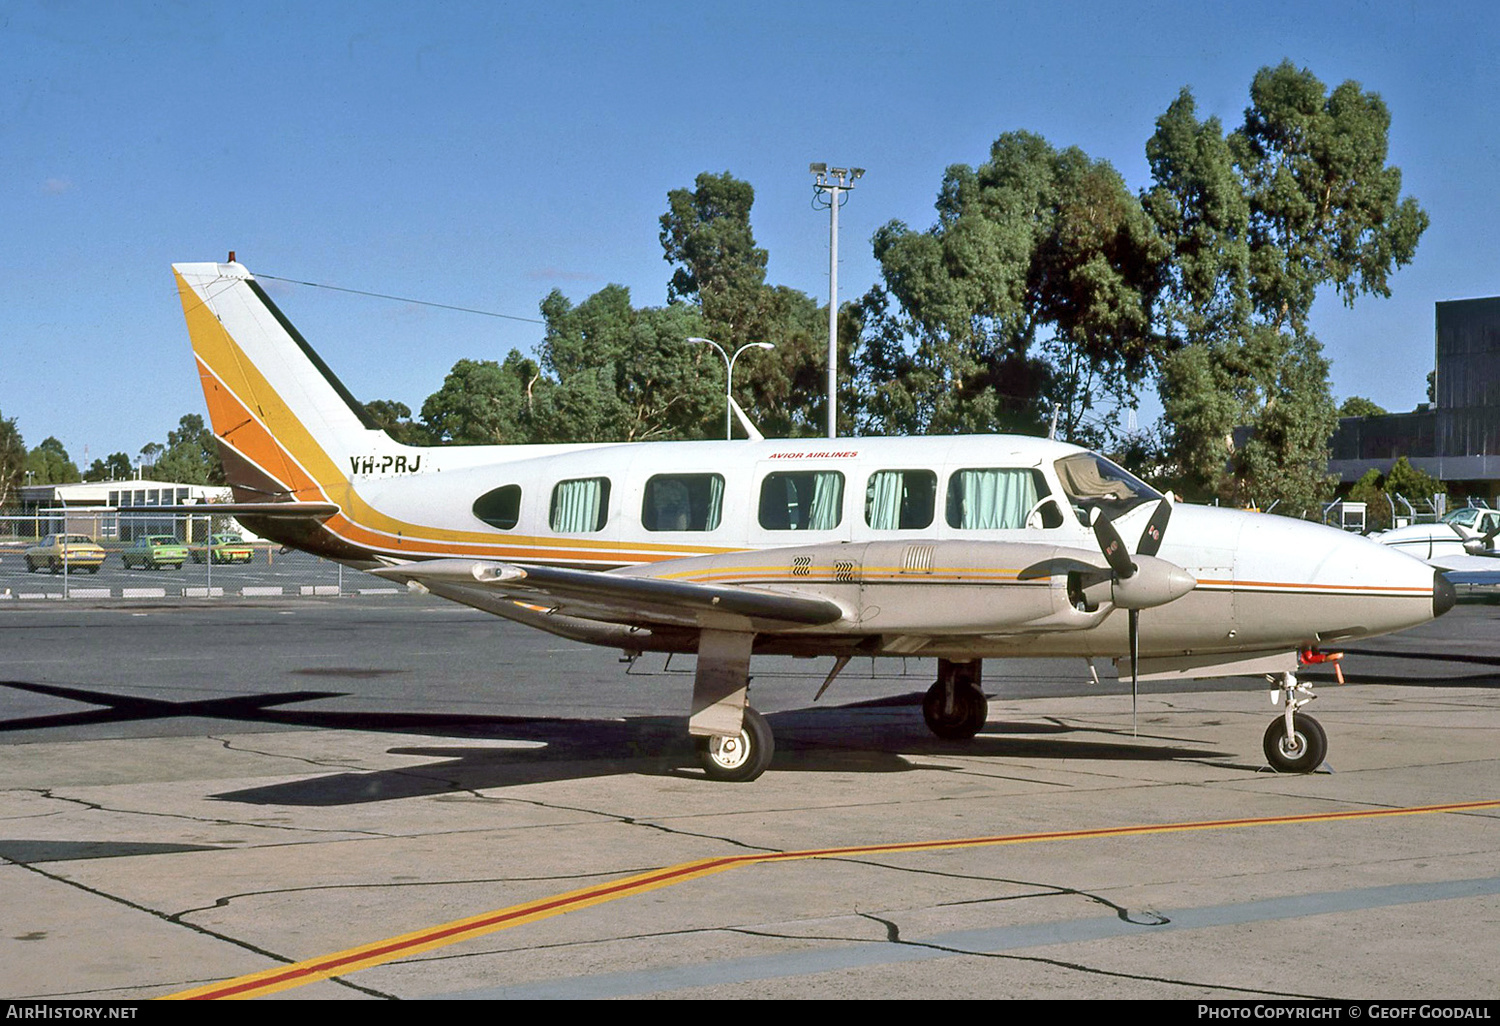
[165,798,1500,1000]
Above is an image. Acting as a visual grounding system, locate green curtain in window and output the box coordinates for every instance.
[956,469,1038,529]
[552,478,606,532]
[866,471,905,529]
[808,472,842,530]
[705,475,724,531]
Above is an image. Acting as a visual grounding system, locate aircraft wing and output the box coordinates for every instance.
[372,558,847,630]
[1425,553,1500,574]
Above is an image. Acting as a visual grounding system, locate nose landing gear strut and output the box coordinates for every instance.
[1263,670,1327,772]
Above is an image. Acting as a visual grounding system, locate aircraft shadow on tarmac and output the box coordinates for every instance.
[0,680,1227,806]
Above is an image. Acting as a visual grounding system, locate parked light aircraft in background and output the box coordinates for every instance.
[1372,506,1500,570]
[1371,506,1500,594]
[171,260,1454,781]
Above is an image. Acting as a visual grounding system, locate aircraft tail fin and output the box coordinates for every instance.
[173,261,384,506]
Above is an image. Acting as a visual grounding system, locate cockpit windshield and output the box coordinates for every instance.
[1053,452,1162,523]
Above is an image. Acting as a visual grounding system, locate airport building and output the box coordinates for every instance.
[1329,296,1500,502]
[6,479,231,541]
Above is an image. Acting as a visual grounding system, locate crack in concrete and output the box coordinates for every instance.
[16,787,394,838]
[823,857,1171,925]
[475,792,786,855]
[3,856,396,1000]
[209,733,377,771]
[852,909,1327,999]
[169,866,667,921]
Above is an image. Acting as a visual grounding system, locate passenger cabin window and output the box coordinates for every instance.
[865,470,936,530]
[549,477,611,533]
[643,474,725,531]
[472,484,522,530]
[759,471,844,531]
[1053,452,1162,523]
[946,468,1062,529]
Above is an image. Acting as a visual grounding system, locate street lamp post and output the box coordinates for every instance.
[809,163,864,439]
[689,337,775,439]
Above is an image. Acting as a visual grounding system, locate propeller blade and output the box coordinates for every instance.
[1091,508,1136,580]
[1129,607,1139,737]
[1136,498,1173,557]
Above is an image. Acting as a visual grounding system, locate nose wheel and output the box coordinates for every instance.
[1263,715,1327,773]
[695,706,774,782]
[1263,671,1327,772]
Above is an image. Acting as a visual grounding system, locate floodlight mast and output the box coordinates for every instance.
[810,164,864,438]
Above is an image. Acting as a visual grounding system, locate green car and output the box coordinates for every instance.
[121,535,190,570]
[191,533,255,565]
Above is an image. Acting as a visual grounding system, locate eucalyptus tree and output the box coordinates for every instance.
[25,436,80,486]
[1147,64,1427,508]
[83,452,134,483]
[661,171,830,437]
[535,285,718,442]
[365,400,430,446]
[420,353,548,445]
[151,414,224,485]
[859,132,1166,444]
[0,410,24,508]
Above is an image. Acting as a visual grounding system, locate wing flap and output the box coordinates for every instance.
[374,559,846,628]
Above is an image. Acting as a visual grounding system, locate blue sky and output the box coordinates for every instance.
[3,0,1496,468]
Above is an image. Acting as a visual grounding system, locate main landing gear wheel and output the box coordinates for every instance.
[695,706,774,782]
[1262,714,1327,773]
[923,680,988,740]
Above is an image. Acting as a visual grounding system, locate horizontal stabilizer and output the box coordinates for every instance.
[118,502,340,520]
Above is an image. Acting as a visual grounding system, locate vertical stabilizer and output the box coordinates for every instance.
[173,261,381,504]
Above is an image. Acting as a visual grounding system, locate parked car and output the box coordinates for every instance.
[191,532,254,565]
[121,535,190,570]
[24,534,107,574]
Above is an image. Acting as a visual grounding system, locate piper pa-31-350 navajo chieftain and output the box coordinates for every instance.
[172,259,1454,781]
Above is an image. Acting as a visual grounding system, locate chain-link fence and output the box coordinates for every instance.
[0,510,400,600]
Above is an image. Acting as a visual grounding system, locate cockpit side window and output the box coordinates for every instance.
[1053,453,1162,523]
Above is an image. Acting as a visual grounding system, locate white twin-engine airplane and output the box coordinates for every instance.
[173,260,1454,782]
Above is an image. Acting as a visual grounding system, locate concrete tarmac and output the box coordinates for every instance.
[1,595,1497,1001]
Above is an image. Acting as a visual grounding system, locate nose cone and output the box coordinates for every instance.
[1173,504,1450,644]
[1433,570,1457,618]
[1111,555,1198,609]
